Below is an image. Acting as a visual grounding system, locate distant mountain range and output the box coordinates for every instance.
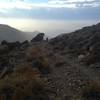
[0,24,39,42]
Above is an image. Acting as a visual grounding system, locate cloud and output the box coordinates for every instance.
[48,0,100,7]
[0,1,76,10]
[0,0,100,21]
[0,0,100,11]
[0,2,32,10]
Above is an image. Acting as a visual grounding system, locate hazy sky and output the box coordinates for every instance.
[0,0,100,36]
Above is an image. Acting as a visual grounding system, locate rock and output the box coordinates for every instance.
[32,59,50,75]
[46,38,49,42]
[78,54,85,61]
[0,45,8,54]
[21,40,29,46]
[55,62,65,67]
[0,67,8,79]
[31,33,45,42]
[1,40,8,45]
[21,40,29,49]
[7,41,21,50]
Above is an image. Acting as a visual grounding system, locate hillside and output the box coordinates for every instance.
[0,23,100,100]
[0,24,38,42]
[0,24,27,42]
[50,23,100,64]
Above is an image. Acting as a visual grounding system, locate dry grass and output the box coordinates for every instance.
[0,46,52,100]
[26,47,51,74]
[26,47,42,61]
[0,62,50,100]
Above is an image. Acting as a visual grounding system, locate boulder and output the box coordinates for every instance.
[0,45,9,54]
[21,40,29,49]
[32,59,50,75]
[1,40,8,45]
[31,33,45,42]
[7,41,21,50]
[78,54,85,61]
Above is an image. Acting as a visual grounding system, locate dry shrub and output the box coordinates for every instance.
[37,56,51,74]
[82,81,100,100]
[14,62,40,75]
[26,47,42,61]
[26,47,51,74]
[12,78,49,100]
[0,62,50,100]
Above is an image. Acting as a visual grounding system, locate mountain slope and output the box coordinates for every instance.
[50,23,100,53]
[0,24,27,42]
[50,22,100,66]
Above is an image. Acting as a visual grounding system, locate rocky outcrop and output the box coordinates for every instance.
[31,33,45,42]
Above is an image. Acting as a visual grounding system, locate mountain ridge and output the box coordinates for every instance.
[0,24,40,42]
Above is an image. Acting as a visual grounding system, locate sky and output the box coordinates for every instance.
[0,0,100,37]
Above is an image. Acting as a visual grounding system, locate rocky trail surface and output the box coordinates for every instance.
[41,43,100,100]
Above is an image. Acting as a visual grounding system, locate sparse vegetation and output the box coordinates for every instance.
[0,62,50,100]
[1,23,100,100]
[81,81,100,100]
[0,44,53,100]
[26,47,51,74]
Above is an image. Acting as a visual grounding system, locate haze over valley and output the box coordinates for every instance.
[0,18,99,40]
